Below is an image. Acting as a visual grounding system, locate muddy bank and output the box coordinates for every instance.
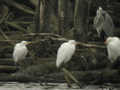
[0,82,119,90]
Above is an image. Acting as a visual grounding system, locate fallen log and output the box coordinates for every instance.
[0,65,17,73]
[0,58,55,65]
[44,69,120,84]
[0,58,14,66]
[0,69,119,84]
[0,73,39,82]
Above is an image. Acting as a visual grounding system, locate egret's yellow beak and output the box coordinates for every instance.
[104,40,107,44]
[76,42,80,45]
[26,42,32,45]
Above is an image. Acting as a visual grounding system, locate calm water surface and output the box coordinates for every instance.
[0,82,119,90]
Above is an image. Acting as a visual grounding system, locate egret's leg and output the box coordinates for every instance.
[63,71,72,87]
[15,62,20,71]
[97,29,101,37]
[14,62,18,68]
[62,67,81,88]
[105,61,113,70]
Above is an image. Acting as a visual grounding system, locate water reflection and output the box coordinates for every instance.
[0,82,119,90]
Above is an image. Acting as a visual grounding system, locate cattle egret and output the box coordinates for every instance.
[104,37,120,63]
[56,40,81,87]
[56,40,76,68]
[13,41,31,66]
[94,6,114,39]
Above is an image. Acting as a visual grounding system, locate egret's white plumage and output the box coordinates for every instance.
[105,37,120,63]
[56,40,76,68]
[13,41,28,63]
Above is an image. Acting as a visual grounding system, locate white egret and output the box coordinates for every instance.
[56,40,81,87]
[104,37,120,63]
[56,40,76,68]
[13,41,31,67]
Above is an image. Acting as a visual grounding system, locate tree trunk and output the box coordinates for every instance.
[33,0,40,33]
[42,0,51,33]
[67,0,75,30]
[74,0,88,41]
[58,0,68,35]
[64,0,74,33]
[40,0,44,29]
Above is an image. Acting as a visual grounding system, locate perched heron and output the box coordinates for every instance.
[56,40,81,87]
[13,41,31,67]
[94,6,114,40]
[104,37,120,63]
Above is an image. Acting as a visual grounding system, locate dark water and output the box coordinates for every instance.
[0,82,119,90]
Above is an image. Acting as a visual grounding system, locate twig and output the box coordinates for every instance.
[23,33,65,38]
[0,28,9,40]
[77,42,105,48]
[0,28,15,45]
[5,21,27,33]
[3,0,34,15]
[0,5,9,24]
